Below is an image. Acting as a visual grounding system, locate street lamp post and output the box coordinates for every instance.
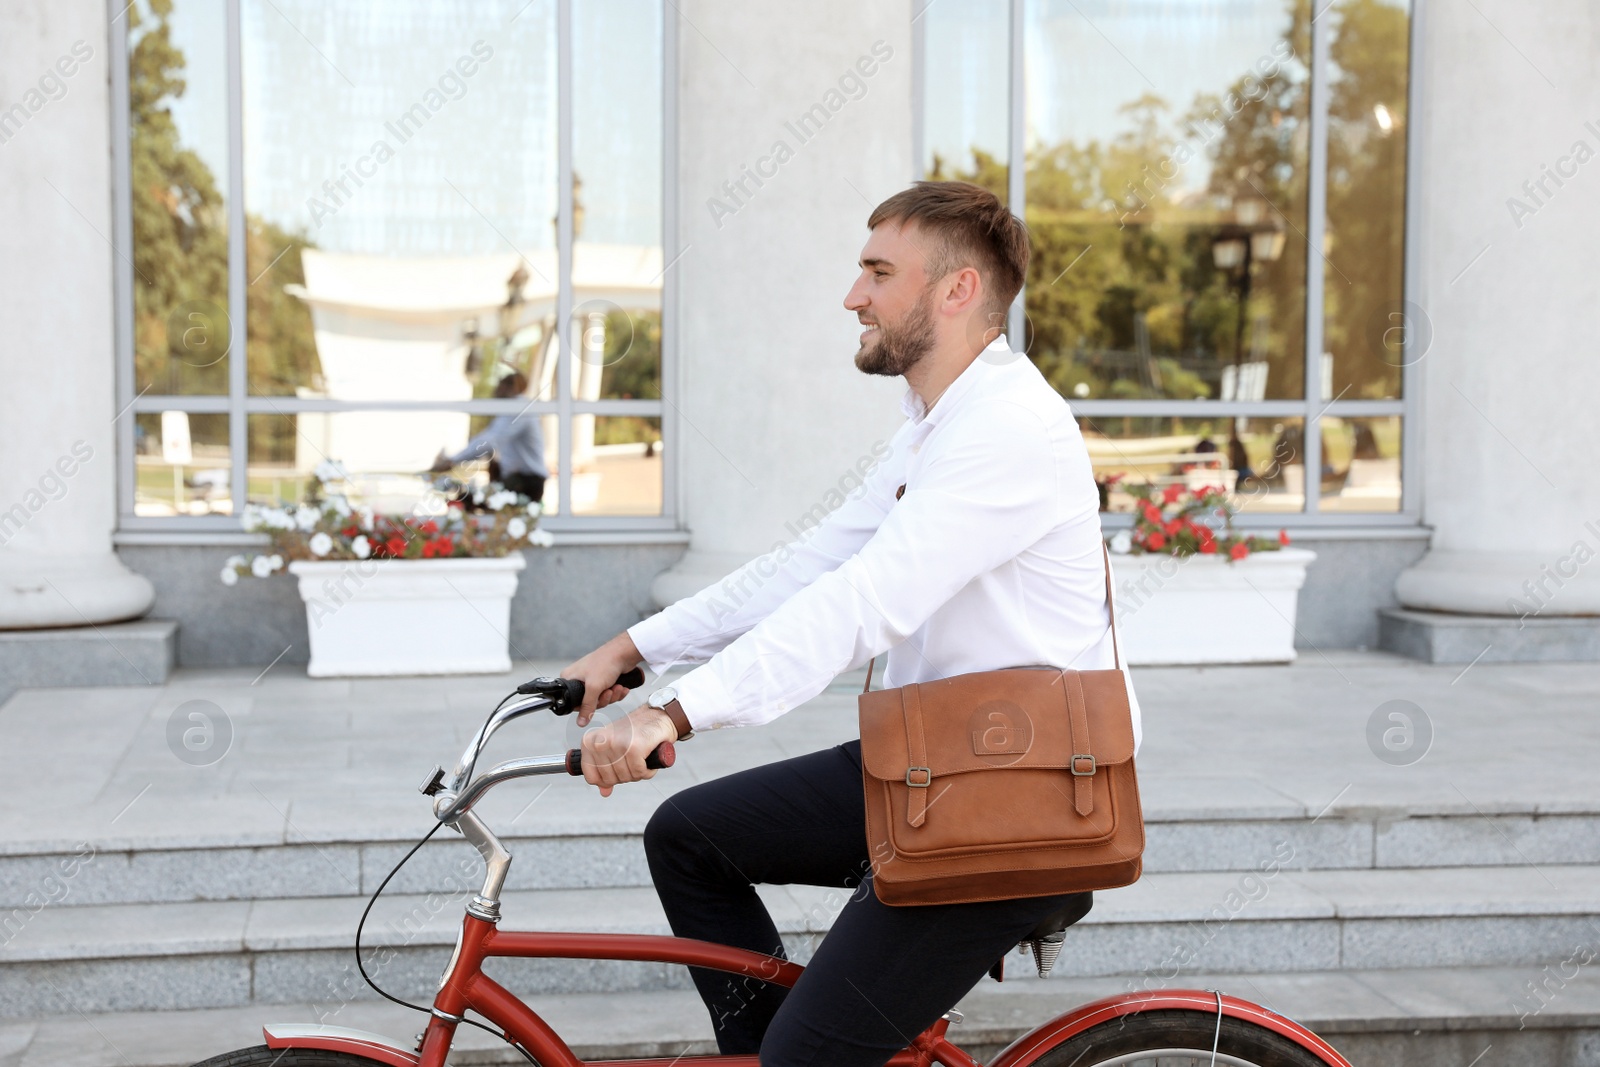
[1210,196,1286,487]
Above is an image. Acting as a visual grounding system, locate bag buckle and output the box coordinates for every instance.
[905,766,932,787]
[1070,754,1096,776]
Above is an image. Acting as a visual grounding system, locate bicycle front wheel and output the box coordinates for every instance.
[191,1047,404,1067]
[1031,1009,1343,1067]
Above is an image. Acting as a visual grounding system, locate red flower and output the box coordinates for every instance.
[419,520,439,536]
[1147,532,1167,550]
[1164,519,1182,536]
[1230,542,1250,561]
[1161,483,1185,505]
[385,535,406,557]
[1141,502,1163,526]
[435,536,455,557]
[1279,529,1291,546]
[341,524,360,538]
[1199,539,1218,554]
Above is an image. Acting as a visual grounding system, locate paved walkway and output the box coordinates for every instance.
[3,649,1597,854]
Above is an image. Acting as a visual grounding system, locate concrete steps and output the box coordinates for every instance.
[7,805,1600,906]
[5,865,1599,1017]
[6,964,1600,1067]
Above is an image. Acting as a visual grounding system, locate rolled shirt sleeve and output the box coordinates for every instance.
[669,399,1061,731]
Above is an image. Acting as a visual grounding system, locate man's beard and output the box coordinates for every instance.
[855,288,937,377]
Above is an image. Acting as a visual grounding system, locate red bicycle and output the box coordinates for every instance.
[192,673,1353,1067]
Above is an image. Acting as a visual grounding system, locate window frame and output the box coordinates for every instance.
[109,0,681,537]
[912,0,1428,529]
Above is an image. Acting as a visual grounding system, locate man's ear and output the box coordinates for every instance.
[940,265,984,316]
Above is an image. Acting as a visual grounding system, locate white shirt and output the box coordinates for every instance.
[628,336,1141,748]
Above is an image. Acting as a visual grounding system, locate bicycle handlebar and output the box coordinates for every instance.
[515,667,647,713]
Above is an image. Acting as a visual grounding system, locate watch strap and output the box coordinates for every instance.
[661,699,694,741]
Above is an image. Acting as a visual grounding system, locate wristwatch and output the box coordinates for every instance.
[646,686,694,741]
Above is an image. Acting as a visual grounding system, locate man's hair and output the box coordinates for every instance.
[867,181,1030,320]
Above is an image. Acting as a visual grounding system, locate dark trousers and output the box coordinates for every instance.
[643,740,1088,1067]
[500,471,545,503]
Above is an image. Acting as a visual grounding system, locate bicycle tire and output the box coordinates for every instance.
[190,1046,414,1067]
[1029,1009,1341,1067]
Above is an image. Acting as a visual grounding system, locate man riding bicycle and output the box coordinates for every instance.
[560,180,1140,1067]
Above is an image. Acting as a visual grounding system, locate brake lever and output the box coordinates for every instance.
[516,667,647,715]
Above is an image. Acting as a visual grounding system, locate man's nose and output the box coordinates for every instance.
[843,278,868,312]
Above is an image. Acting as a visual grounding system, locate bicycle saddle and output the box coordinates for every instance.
[990,891,1093,981]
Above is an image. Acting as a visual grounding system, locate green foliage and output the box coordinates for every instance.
[128,0,319,412]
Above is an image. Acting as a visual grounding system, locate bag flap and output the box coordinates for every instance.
[859,667,1135,782]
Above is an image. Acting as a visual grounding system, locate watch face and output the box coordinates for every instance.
[651,686,678,708]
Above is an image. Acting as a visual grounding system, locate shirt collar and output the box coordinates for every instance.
[898,334,1014,425]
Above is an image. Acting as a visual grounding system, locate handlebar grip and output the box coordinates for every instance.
[517,667,649,713]
[565,741,675,777]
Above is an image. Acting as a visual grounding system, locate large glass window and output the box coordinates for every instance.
[115,0,672,529]
[920,0,1414,519]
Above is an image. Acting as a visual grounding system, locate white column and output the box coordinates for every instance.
[0,0,155,628]
[1396,0,1600,616]
[656,0,911,603]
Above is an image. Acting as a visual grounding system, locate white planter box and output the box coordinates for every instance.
[288,556,526,677]
[1109,547,1317,665]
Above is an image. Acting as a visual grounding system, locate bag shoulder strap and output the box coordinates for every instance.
[860,483,1121,693]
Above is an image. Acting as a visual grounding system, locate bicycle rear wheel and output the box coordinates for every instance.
[1031,1009,1341,1067]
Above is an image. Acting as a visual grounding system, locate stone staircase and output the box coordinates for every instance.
[6,654,1600,1067]
[4,800,1600,1066]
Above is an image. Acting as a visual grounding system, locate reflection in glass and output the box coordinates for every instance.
[135,412,231,516]
[567,0,664,402]
[1022,0,1310,401]
[128,0,231,396]
[1324,0,1411,400]
[921,0,1011,197]
[242,0,559,400]
[1319,415,1401,511]
[565,416,662,517]
[1081,415,1306,514]
[248,410,541,516]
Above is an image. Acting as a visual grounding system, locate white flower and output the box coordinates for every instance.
[309,531,334,557]
[263,507,295,531]
[295,505,320,531]
[250,555,273,578]
[526,501,542,517]
[486,490,518,512]
[351,535,371,559]
[219,566,239,586]
[313,459,350,484]
[528,528,554,547]
[471,487,486,506]
[241,505,264,532]
[1110,531,1133,555]
[327,494,352,519]
[507,517,528,539]
[357,506,375,530]
[225,554,245,569]
[269,553,284,570]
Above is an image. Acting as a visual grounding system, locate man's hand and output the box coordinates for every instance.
[579,703,677,797]
[560,632,647,726]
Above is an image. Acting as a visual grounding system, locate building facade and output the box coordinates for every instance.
[2,0,1597,668]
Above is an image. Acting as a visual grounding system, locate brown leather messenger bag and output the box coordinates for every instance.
[858,542,1144,906]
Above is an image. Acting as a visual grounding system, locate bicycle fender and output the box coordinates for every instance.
[988,988,1354,1067]
[264,1023,420,1067]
